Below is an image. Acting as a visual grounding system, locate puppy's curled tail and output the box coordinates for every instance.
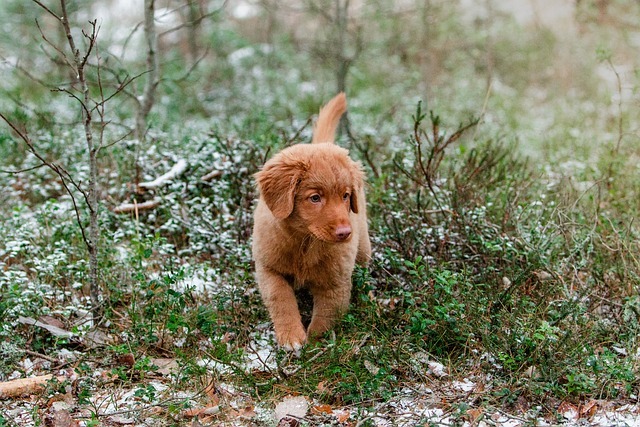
[311,92,347,144]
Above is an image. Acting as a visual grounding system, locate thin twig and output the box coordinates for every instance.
[32,0,60,21]
[158,1,227,38]
[35,19,75,73]
[0,112,91,249]
[0,163,47,174]
[24,349,59,363]
[286,117,313,146]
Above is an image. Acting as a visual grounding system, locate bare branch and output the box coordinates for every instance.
[161,47,210,84]
[35,19,75,73]
[285,117,313,146]
[0,375,66,399]
[158,1,227,39]
[0,164,47,174]
[0,112,92,249]
[79,20,99,70]
[201,169,223,182]
[31,0,62,22]
[138,159,187,190]
[89,65,148,108]
[113,199,161,214]
[59,0,79,65]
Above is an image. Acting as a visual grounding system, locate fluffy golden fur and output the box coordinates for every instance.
[252,93,371,350]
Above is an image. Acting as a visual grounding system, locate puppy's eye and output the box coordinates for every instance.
[343,192,350,202]
[310,194,322,203]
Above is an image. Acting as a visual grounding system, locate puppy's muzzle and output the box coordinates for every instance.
[335,225,352,242]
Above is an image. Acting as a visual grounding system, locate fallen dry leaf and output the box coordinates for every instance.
[107,415,135,425]
[202,406,220,416]
[466,407,484,423]
[44,408,80,427]
[311,404,333,415]
[274,396,308,421]
[39,315,65,329]
[151,358,179,376]
[231,405,256,419]
[18,316,73,338]
[81,330,111,347]
[183,408,205,418]
[558,401,578,420]
[334,409,350,423]
[182,406,220,418]
[580,400,598,418]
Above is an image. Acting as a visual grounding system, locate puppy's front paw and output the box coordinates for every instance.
[275,323,307,351]
[306,319,331,340]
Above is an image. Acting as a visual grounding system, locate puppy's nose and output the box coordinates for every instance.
[335,225,352,241]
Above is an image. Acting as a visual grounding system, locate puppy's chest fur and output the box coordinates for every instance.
[270,227,358,290]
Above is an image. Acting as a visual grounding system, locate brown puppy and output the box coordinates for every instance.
[252,93,371,350]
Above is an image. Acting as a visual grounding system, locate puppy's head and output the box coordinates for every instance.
[255,143,364,243]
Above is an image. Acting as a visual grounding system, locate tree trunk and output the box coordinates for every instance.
[59,0,101,312]
[136,0,159,142]
[335,0,351,140]
[186,0,200,63]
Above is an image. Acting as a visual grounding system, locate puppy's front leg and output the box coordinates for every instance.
[256,267,306,351]
[307,281,352,340]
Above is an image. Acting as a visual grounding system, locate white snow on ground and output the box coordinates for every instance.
[587,405,640,426]
[242,330,278,373]
[359,385,640,427]
[172,263,236,294]
[3,338,640,426]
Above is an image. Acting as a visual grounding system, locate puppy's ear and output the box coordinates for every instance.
[350,190,359,214]
[349,161,365,214]
[255,155,307,219]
